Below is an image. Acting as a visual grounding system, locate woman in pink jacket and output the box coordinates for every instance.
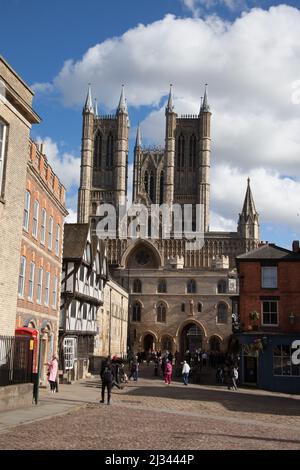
[164,359,173,385]
[47,354,58,394]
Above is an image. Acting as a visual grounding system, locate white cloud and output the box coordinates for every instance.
[211,165,300,231]
[37,6,300,238]
[181,0,248,16]
[31,82,54,94]
[65,208,77,224]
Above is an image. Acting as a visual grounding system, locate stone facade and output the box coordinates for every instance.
[94,279,128,358]
[77,85,260,356]
[0,56,40,336]
[16,141,68,384]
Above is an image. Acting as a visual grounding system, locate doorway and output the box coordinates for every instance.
[181,323,203,356]
[243,355,258,384]
[143,334,154,352]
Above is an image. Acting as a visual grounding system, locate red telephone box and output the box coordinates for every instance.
[15,327,39,373]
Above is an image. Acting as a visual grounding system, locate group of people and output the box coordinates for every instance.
[99,349,240,403]
[216,364,239,390]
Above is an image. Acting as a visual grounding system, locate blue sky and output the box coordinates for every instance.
[1,0,300,247]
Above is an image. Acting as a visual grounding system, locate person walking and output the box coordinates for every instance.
[164,359,173,385]
[231,366,239,390]
[129,358,139,381]
[47,354,58,394]
[100,356,113,405]
[182,360,190,385]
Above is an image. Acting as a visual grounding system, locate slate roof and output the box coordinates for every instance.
[63,223,89,260]
[237,243,300,261]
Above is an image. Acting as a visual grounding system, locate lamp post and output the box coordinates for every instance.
[109,287,112,357]
[34,330,44,405]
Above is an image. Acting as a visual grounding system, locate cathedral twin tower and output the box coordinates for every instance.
[78,84,259,268]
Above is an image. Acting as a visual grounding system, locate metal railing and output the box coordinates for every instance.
[0,335,33,386]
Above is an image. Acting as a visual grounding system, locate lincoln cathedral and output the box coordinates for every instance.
[78,84,260,356]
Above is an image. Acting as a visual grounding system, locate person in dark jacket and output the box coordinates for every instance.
[100,356,113,405]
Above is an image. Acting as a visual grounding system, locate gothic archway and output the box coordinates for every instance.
[143,334,155,352]
[180,323,203,356]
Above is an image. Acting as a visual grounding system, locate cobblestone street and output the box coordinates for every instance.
[0,365,300,450]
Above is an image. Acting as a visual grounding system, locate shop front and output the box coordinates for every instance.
[235,332,300,394]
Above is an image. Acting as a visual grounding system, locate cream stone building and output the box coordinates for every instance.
[0,56,40,336]
[77,85,260,355]
[94,279,128,358]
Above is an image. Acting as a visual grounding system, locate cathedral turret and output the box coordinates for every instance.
[115,85,129,207]
[198,84,211,232]
[164,85,177,206]
[133,124,142,202]
[78,84,94,223]
[238,178,260,241]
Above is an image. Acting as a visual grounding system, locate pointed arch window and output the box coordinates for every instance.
[187,279,196,294]
[217,280,227,294]
[94,132,102,168]
[144,171,149,194]
[189,134,196,168]
[158,279,167,293]
[177,133,185,169]
[149,170,155,202]
[106,132,114,168]
[217,303,228,324]
[157,302,166,323]
[133,279,142,293]
[159,171,164,205]
[132,302,141,322]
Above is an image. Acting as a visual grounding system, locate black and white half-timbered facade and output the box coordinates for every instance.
[60,223,108,380]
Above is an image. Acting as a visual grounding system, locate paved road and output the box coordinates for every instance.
[0,365,299,450]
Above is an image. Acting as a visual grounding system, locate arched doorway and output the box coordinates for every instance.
[180,323,203,355]
[143,334,154,352]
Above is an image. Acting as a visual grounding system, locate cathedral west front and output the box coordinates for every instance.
[77,84,260,356]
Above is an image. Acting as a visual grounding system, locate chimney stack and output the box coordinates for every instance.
[292,240,300,252]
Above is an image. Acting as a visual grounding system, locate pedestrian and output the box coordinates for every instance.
[182,360,190,385]
[154,357,159,377]
[231,366,238,390]
[129,359,139,381]
[202,351,208,367]
[47,354,58,394]
[100,356,113,405]
[164,359,173,385]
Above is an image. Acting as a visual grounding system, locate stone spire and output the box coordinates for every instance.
[94,98,98,116]
[241,178,257,217]
[117,85,128,114]
[238,178,260,241]
[83,84,94,114]
[201,84,210,113]
[135,123,142,148]
[166,84,174,113]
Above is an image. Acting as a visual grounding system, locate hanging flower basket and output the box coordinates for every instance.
[244,339,264,357]
[249,310,260,322]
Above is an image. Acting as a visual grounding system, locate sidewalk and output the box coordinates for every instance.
[0,378,102,434]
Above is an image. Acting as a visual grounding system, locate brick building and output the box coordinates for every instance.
[0,56,40,335]
[234,242,300,393]
[16,141,68,385]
